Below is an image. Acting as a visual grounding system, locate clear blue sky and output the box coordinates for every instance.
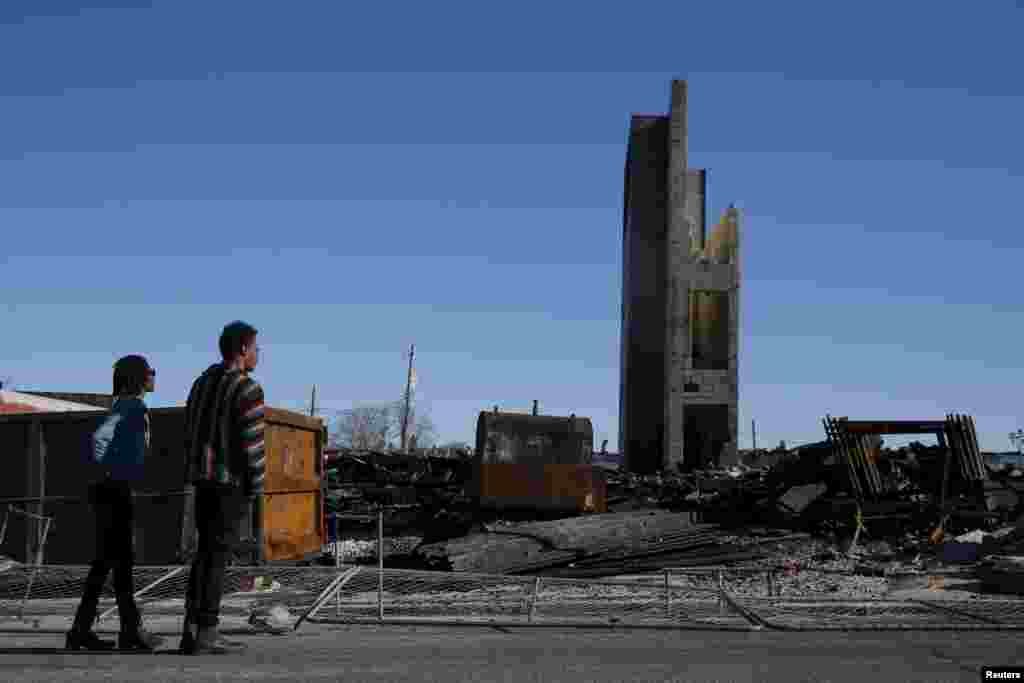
[2,1,1022,452]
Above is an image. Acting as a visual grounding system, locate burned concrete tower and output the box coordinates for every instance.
[619,80,741,474]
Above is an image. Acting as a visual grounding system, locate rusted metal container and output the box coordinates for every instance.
[250,408,326,563]
[0,406,324,565]
[473,410,606,514]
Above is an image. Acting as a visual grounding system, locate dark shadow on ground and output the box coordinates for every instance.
[0,648,188,655]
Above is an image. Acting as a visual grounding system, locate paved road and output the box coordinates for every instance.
[0,624,1019,682]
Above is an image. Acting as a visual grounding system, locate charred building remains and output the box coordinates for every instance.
[619,80,741,474]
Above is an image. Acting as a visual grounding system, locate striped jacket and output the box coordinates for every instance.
[183,363,266,494]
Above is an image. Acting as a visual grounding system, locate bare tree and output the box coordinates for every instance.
[412,411,438,448]
[387,399,438,449]
[331,403,394,450]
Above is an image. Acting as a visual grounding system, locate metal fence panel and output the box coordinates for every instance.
[730,596,1024,631]
[3,564,1024,633]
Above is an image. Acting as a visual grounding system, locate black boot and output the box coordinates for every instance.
[187,626,247,655]
[111,592,161,651]
[66,629,116,651]
[118,617,165,652]
[179,623,197,654]
[179,596,198,654]
[67,595,115,651]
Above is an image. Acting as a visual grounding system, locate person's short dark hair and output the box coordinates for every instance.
[113,355,151,396]
[219,321,258,360]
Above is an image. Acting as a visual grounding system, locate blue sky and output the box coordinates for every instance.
[2,1,1022,452]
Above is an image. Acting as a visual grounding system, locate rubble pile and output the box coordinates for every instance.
[325,447,474,515]
[323,447,477,548]
[321,439,1024,597]
[415,511,755,575]
[326,538,424,563]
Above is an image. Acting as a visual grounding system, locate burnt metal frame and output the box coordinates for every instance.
[823,415,987,512]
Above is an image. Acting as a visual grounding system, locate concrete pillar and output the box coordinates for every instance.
[620,116,669,473]
[729,208,741,456]
[663,79,689,471]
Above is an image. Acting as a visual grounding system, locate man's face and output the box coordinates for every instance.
[241,337,259,372]
[144,366,156,393]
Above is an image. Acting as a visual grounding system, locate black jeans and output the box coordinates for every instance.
[184,482,247,628]
[72,479,140,632]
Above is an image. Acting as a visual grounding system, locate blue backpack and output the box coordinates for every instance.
[89,411,124,465]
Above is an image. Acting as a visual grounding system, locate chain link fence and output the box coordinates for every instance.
[727,596,1024,631]
[2,562,1024,633]
[301,565,1024,632]
[308,568,750,630]
[0,564,341,634]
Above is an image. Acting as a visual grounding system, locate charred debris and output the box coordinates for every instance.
[321,413,1024,595]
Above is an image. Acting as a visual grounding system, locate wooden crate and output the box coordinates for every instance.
[252,408,325,562]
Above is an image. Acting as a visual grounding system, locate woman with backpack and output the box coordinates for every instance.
[65,355,164,651]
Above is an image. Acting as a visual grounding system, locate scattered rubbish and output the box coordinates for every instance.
[320,412,1024,598]
[978,555,1024,595]
[240,576,281,593]
[777,483,828,516]
[248,604,294,634]
[954,530,989,544]
[984,482,1020,512]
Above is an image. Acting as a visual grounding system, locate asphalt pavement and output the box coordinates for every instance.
[0,623,1019,682]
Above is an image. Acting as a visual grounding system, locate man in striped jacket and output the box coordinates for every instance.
[179,321,266,655]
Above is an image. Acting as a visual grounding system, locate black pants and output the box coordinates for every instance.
[184,482,246,628]
[72,479,140,632]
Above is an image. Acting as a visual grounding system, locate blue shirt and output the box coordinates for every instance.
[91,396,150,483]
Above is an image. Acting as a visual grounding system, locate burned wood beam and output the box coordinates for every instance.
[837,421,948,435]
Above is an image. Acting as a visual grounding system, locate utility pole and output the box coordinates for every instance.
[752,419,757,450]
[400,344,415,452]
[309,384,318,418]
